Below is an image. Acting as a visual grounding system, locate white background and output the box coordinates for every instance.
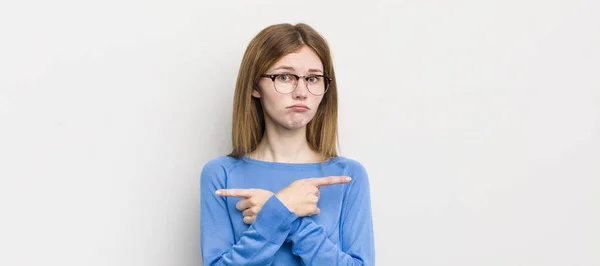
[1,0,599,265]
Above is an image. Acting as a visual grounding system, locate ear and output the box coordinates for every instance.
[252,88,261,98]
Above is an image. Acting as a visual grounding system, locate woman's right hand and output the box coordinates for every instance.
[275,176,351,217]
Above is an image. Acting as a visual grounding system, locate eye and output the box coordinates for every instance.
[277,74,294,83]
[307,75,321,83]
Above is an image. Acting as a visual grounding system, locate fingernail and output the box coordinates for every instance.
[215,190,221,196]
[346,177,352,181]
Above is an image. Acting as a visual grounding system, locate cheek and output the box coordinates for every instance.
[260,92,286,115]
[310,96,324,110]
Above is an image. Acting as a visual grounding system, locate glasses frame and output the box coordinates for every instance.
[259,73,333,96]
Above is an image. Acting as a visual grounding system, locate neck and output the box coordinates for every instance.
[249,122,320,163]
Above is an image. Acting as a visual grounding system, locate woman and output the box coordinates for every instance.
[200,23,375,265]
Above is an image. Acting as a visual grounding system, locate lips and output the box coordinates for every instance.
[289,104,309,111]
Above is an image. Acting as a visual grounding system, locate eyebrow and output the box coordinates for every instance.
[272,65,323,74]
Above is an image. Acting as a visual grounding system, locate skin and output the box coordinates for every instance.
[217,46,351,224]
[217,176,351,224]
[253,45,324,131]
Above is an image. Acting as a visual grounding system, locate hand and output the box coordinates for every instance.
[275,176,351,217]
[216,188,274,224]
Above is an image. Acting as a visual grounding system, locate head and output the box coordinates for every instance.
[229,23,338,160]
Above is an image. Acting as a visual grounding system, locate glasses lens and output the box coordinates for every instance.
[307,75,327,95]
[274,74,296,94]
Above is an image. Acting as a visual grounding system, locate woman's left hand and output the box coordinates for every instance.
[216,188,274,224]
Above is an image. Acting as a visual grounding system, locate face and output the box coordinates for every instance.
[253,46,325,130]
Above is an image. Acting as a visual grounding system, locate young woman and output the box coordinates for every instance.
[200,23,375,265]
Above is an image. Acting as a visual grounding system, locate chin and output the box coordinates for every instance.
[286,122,308,130]
[284,115,313,130]
[267,111,316,130]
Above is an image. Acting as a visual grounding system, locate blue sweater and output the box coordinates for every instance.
[200,155,375,265]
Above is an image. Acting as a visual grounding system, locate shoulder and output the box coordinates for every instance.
[335,157,372,197]
[200,155,243,180]
[334,156,369,178]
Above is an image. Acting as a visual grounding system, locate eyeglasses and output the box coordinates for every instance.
[259,73,333,96]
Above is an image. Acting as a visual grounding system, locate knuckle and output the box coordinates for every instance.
[248,198,256,206]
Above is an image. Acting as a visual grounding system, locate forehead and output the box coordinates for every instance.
[268,46,323,72]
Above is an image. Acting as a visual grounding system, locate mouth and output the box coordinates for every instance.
[288,104,309,111]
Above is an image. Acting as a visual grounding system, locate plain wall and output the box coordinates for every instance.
[1,0,599,265]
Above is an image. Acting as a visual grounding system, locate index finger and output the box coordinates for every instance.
[215,189,254,198]
[306,176,352,188]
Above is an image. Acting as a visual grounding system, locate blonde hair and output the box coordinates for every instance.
[228,23,339,160]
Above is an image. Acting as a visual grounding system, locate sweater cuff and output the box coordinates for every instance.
[286,216,313,243]
[252,195,298,244]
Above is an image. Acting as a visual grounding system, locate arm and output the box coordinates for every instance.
[285,163,375,265]
[200,161,298,266]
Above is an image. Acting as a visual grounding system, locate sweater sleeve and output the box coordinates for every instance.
[200,159,298,266]
[285,161,375,265]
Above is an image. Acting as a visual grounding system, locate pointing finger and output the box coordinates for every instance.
[216,189,254,198]
[306,176,351,188]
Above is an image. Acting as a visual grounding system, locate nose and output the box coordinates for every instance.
[292,78,309,99]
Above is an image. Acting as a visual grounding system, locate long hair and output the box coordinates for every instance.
[228,23,339,160]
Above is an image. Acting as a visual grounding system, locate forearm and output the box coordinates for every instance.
[202,196,298,265]
[285,217,374,266]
